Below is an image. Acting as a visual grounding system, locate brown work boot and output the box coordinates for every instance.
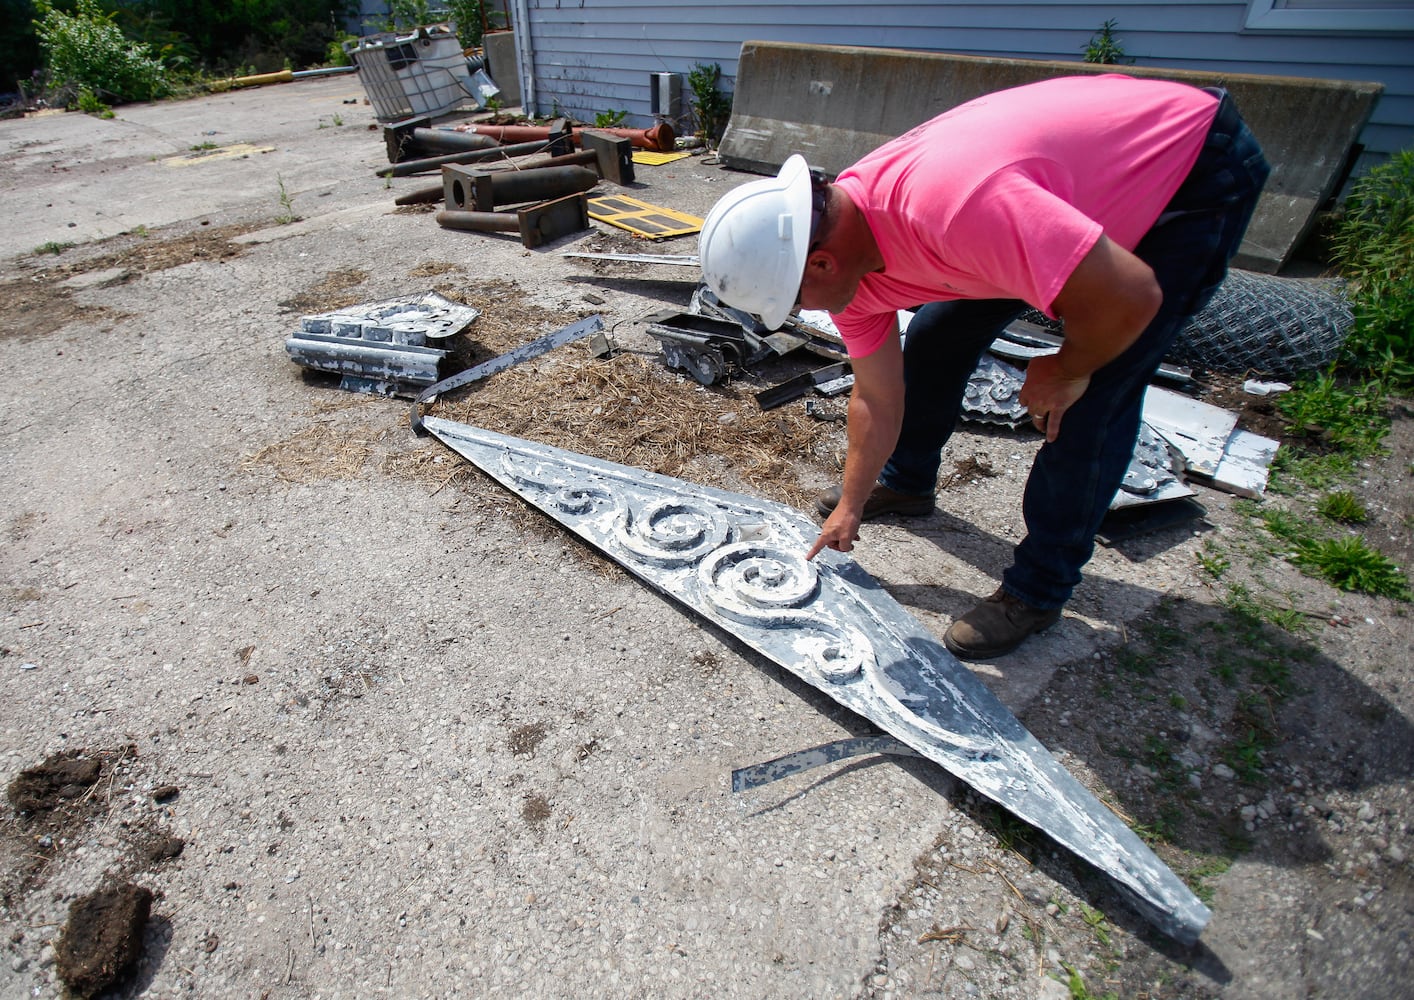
[943,588,1063,660]
[815,483,935,520]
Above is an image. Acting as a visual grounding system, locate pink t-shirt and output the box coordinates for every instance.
[832,74,1219,357]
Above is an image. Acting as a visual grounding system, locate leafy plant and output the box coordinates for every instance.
[1276,370,1389,457]
[1197,546,1230,580]
[382,0,434,31]
[688,61,732,145]
[1078,904,1112,949]
[1083,19,1132,65]
[35,0,171,105]
[594,108,627,128]
[326,32,356,68]
[1328,149,1414,384]
[274,173,299,224]
[76,87,112,117]
[34,240,75,255]
[446,0,495,49]
[1291,535,1410,599]
[1060,962,1118,1000]
[1317,490,1368,524]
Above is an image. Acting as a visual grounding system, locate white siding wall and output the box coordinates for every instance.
[515,0,1412,166]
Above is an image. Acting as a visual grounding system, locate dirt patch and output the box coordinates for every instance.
[0,221,263,340]
[276,267,371,315]
[6,752,102,813]
[407,261,461,278]
[242,421,377,483]
[1196,373,1292,442]
[521,793,553,829]
[2,747,135,914]
[508,722,548,757]
[2,745,188,986]
[413,348,842,512]
[55,881,154,999]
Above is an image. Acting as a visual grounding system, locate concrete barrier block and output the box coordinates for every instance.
[719,41,1383,273]
[483,30,520,108]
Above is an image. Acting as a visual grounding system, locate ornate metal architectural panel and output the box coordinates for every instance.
[285,291,481,397]
[422,417,1210,943]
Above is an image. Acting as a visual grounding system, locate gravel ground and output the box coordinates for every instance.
[1,77,1410,999]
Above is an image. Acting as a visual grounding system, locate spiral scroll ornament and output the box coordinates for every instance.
[698,543,871,682]
[614,498,732,567]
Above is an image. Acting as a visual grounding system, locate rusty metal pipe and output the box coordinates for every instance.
[394,184,445,206]
[453,121,676,152]
[436,209,519,234]
[376,139,552,178]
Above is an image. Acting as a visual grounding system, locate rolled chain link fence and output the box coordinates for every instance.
[1022,269,1353,378]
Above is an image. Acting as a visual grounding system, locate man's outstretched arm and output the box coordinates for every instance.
[807,332,906,559]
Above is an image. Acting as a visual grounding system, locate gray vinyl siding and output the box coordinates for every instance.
[516,0,1413,169]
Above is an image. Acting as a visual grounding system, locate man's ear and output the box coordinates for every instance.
[803,247,836,277]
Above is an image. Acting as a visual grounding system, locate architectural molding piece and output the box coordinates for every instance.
[423,417,1211,943]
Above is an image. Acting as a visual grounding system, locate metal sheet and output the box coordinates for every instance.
[422,417,1211,944]
[731,735,923,791]
[1141,386,1240,477]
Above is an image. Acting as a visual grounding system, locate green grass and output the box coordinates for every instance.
[1328,149,1414,386]
[1291,535,1411,599]
[34,240,76,255]
[1060,962,1118,1000]
[1317,490,1368,524]
[1235,496,1411,602]
[1184,854,1236,905]
[1277,372,1390,458]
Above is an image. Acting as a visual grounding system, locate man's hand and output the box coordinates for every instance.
[807,507,862,559]
[1029,234,1162,440]
[805,334,906,560]
[1018,354,1089,443]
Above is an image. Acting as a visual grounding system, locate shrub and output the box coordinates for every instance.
[35,0,170,105]
[1329,149,1414,385]
[688,62,732,145]
[1083,19,1133,65]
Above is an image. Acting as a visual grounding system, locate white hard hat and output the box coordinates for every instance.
[698,154,814,331]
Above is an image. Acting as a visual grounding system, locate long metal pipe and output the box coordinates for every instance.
[394,184,444,206]
[375,138,551,177]
[435,209,519,234]
[453,121,676,152]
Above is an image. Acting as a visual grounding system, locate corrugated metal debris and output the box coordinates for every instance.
[421,416,1212,944]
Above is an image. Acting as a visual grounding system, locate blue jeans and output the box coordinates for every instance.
[878,90,1271,609]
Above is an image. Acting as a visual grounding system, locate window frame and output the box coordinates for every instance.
[1244,0,1414,32]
